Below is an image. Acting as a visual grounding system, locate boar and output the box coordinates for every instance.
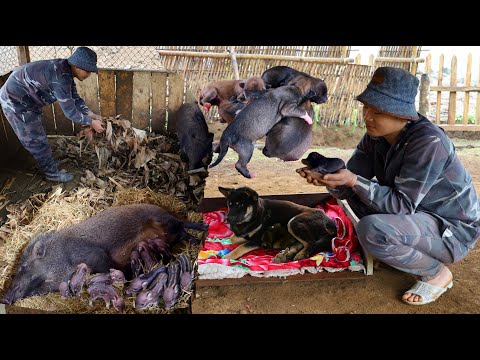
[175,101,214,171]
[0,203,208,305]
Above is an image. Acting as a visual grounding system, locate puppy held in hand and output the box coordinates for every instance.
[210,85,313,178]
[301,151,346,174]
[218,186,337,262]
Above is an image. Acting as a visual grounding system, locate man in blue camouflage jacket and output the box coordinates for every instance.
[0,46,105,182]
[297,66,480,305]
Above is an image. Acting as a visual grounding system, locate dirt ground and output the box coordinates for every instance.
[192,123,480,314]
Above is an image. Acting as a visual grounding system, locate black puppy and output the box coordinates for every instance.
[263,101,313,161]
[218,186,337,262]
[210,85,313,178]
[301,151,346,174]
[261,66,328,105]
[261,66,304,89]
[175,101,214,170]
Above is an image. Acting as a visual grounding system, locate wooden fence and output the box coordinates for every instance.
[0,69,186,164]
[420,53,480,131]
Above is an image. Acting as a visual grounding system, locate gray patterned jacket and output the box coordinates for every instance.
[329,114,480,248]
[0,59,92,125]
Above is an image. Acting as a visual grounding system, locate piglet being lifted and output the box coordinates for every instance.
[0,204,208,305]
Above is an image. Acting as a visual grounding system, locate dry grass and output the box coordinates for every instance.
[0,186,204,314]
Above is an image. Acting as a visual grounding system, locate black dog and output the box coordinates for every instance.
[301,151,346,174]
[210,85,313,178]
[261,66,328,105]
[175,101,214,170]
[261,66,304,89]
[218,186,337,262]
[262,101,314,161]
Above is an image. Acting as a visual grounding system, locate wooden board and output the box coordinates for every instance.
[115,70,133,120]
[151,72,167,134]
[166,73,184,135]
[74,74,100,134]
[131,72,151,130]
[42,105,56,135]
[98,70,116,118]
[53,102,74,135]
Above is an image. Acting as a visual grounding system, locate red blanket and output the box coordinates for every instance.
[198,198,364,277]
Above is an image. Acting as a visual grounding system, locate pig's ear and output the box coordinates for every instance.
[218,187,233,198]
[32,239,47,258]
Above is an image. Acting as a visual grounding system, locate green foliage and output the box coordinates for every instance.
[455,114,475,124]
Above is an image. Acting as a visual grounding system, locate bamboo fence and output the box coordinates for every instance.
[419,53,480,130]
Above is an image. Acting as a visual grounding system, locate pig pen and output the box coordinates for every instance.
[0,69,210,314]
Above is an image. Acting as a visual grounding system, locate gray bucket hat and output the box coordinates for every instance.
[355,66,419,120]
[67,46,98,73]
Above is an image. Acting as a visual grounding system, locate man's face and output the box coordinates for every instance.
[362,104,408,143]
[71,65,92,81]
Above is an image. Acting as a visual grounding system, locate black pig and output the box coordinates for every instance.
[175,101,214,171]
[0,204,208,305]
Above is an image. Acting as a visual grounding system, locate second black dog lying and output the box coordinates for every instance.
[301,151,346,174]
[218,186,337,262]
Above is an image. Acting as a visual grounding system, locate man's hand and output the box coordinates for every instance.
[296,167,357,188]
[88,113,103,122]
[91,119,105,133]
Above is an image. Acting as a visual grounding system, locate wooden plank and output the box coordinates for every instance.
[463,53,472,125]
[151,72,167,134]
[196,270,365,287]
[98,70,116,118]
[75,74,100,114]
[131,71,151,130]
[53,102,74,135]
[166,73,184,134]
[74,74,99,134]
[430,86,480,92]
[115,70,133,120]
[448,55,457,124]
[42,105,56,135]
[477,59,480,125]
[436,54,444,124]
[439,124,480,131]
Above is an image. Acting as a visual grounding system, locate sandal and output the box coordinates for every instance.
[402,280,453,305]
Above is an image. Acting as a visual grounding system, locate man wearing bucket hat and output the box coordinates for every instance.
[0,46,105,182]
[297,66,480,305]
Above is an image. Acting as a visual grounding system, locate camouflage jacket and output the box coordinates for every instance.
[329,114,480,248]
[0,59,92,125]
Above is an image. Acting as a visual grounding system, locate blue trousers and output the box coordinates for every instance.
[347,196,469,281]
[2,106,58,174]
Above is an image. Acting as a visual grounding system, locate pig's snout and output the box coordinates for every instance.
[1,284,21,304]
[0,297,12,305]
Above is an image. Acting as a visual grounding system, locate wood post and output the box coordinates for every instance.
[436,54,444,124]
[463,53,472,125]
[229,47,240,80]
[16,46,30,65]
[448,55,457,124]
[419,73,430,117]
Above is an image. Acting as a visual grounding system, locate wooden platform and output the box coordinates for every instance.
[196,192,374,288]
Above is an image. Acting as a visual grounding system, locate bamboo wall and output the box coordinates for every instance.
[157,46,422,125]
